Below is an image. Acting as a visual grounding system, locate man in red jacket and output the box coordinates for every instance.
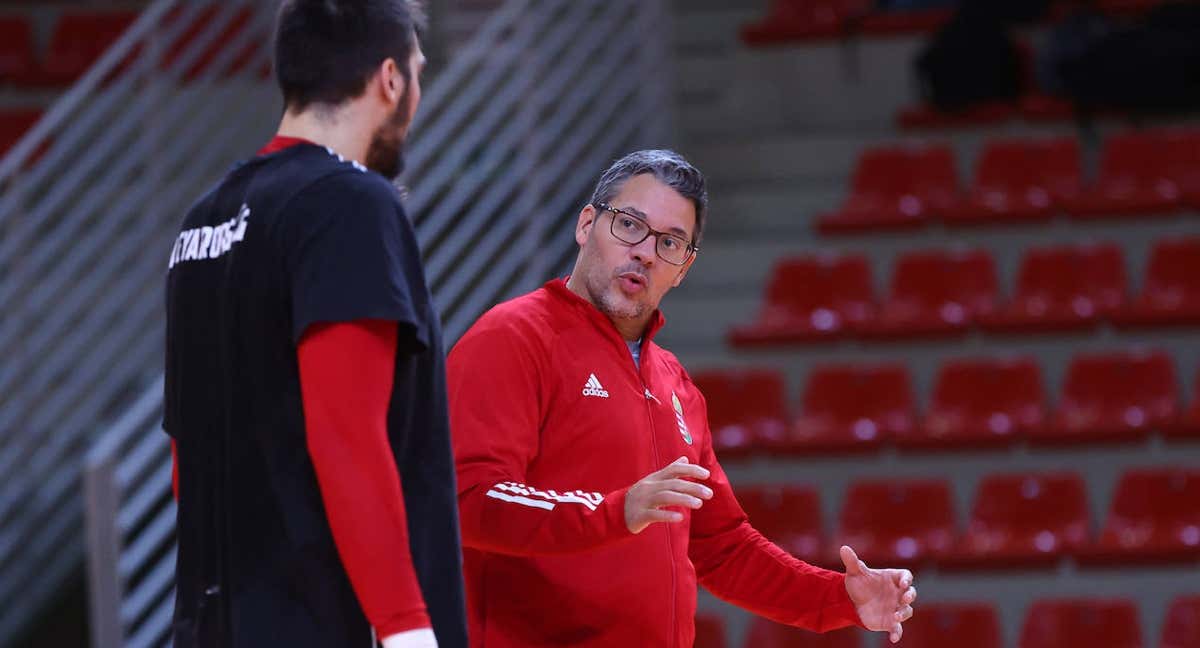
[448,150,918,647]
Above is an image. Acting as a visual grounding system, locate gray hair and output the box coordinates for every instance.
[588,149,708,246]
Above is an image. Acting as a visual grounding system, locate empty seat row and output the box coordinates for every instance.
[0,7,262,88]
[729,239,1200,345]
[696,594,1200,648]
[740,0,1170,47]
[732,467,1199,571]
[739,0,953,45]
[0,11,137,87]
[817,133,1200,234]
[697,351,1198,454]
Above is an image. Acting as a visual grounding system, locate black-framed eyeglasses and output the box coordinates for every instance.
[594,203,698,266]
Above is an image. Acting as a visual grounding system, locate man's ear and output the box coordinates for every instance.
[576,204,597,247]
[378,57,405,105]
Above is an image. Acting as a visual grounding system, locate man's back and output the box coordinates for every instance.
[165,143,466,647]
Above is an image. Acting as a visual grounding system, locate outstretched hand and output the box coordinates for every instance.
[841,545,917,644]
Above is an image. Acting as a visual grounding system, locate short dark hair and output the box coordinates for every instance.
[274,0,426,113]
[589,149,709,246]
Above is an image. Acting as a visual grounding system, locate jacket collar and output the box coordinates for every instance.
[543,277,666,345]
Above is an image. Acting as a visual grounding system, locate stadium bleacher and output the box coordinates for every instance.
[671,0,1200,645]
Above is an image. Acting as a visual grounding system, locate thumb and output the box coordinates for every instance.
[672,456,689,465]
[840,545,865,575]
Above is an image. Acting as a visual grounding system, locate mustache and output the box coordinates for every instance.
[614,263,649,281]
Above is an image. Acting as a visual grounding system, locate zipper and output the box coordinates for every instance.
[630,348,678,647]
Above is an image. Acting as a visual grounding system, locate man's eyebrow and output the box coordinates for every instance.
[620,205,690,238]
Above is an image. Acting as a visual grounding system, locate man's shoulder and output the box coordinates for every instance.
[647,342,697,390]
[460,287,561,343]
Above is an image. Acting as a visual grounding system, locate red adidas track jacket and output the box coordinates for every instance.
[448,279,862,648]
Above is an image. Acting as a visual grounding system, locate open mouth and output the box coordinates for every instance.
[617,272,647,293]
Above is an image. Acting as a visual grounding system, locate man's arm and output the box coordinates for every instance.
[688,416,862,633]
[448,323,712,555]
[298,319,432,644]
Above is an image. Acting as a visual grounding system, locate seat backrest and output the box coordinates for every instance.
[1162,594,1200,648]
[693,369,788,429]
[45,10,137,73]
[803,364,914,424]
[1062,349,1175,413]
[851,146,916,197]
[694,613,728,648]
[840,479,955,544]
[1014,243,1126,307]
[736,484,822,545]
[969,472,1089,540]
[1019,598,1143,648]
[893,602,1001,648]
[932,356,1045,421]
[890,249,997,312]
[743,616,862,648]
[1098,130,1174,182]
[0,16,34,67]
[1108,467,1200,525]
[1145,237,1200,294]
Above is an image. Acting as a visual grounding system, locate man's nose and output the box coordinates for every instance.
[629,236,656,267]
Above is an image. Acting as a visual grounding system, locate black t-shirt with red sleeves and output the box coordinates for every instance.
[164,142,467,648]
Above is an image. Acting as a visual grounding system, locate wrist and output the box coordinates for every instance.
[381,627,437,648]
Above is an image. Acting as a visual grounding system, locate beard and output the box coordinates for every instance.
[584,258,651,322]
[364,87,412,180]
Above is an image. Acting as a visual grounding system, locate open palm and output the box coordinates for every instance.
[840,545,917,644]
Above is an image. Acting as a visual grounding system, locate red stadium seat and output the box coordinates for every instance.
[896,102,1015,131]
[835,478,955,566]
[892,602,1001,648]
[1084,467,1200,564]
[1169,368,1200,440]
[816,145,963,234]
[905,357,1046,449]
[1038,349,1179,444]
[740,0,871,45]
[737,485,824,565]
[728,255,875,347]
[1162,594,1200,648]
[0,17,38,86]
[1019,94,1077,122]
[41,11,138,85]
[0,109,43,159]
[1018,598,1143,648]
[787,364,914,453]
[950,472,1089,568]
[1066,130,1186,219]
[694,613,728,648]
[859,7,954,35]
[1117,237,1200,328]
[692,369,788,457]
[982,243,1127,332]
[743,617,862,648]
[952,137,1082,225]
[862,249,998,338]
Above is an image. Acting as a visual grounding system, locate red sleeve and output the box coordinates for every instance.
[688,398,864,633]
[448,321,632,556]
[298,319,431,637]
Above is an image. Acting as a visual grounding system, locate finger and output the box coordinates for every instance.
[902,586,916,606]
[661,478,713,499]
[839,545,863,575]
[656,462,710,481]
[648,490,704,510]
[641,508,684,525]
[895,605,913,623]
[893,569,913,589]
[889,622,903,644]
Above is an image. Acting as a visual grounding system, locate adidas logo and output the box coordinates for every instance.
[581,373,609,398]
